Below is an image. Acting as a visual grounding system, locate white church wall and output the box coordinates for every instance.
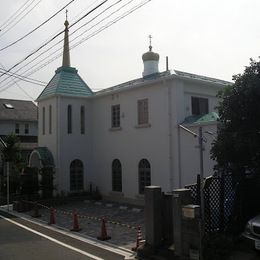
[92,80,171,200]
[57,96,92,193]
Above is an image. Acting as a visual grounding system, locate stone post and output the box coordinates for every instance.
[145,186,162,247]
[172,188,191,257]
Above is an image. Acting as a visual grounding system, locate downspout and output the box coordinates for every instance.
[177,125,182,187]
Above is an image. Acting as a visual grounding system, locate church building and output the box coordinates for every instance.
[29,19,231,204]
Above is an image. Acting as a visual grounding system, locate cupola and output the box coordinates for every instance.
[142,35,159,77]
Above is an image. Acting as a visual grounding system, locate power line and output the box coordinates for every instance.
[0,0,76,52]
[0,0,108,80]
[0,63,38,100]
[0,0,42,38]
[0,0,134,89]
[0,68,46,85]
[0,0,33,30]
[0,0,151,94]
[7,0,130,78]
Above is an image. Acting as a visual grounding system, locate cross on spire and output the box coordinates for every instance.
[149,35,152,51]
[66,9,68,21]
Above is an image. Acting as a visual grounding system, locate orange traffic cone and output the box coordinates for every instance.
[97,218,111,241]
[48,207,55,225]
[132,226,143,251]
[71,212,82,232]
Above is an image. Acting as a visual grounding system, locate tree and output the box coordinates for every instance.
[211,59,260,176]
[0,133,21,194]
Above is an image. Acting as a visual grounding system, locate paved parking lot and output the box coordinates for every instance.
[30,200,145,250]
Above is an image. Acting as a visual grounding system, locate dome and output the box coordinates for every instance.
[142,50,159,62]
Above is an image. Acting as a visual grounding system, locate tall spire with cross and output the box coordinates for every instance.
[62,9,71,67]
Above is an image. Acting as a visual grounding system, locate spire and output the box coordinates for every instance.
[62,10,71,67]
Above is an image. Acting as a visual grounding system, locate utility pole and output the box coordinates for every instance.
[0,137,9,211]
[198,126,204,260]
[178,125,205,260]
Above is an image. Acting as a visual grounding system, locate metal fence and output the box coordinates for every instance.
[185,174,236,234]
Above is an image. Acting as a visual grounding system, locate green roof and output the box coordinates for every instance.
[37,66,93,101]
[34,147,54,167]
[183,112,219,125]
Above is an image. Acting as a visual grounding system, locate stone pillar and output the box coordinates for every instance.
[145,186,162,247]
[172,188,191,257]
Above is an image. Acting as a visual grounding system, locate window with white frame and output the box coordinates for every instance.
[111,104,120,128]
[67,105,72,134]
[112,159,122,192]
[191,97,209,115]
[138,159,151,194]
[42,106,45,135]
[80,106,85,134]
[49,105,52,134]
[138,99,149,125]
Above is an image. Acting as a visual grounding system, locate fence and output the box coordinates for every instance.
[185,174,236,234]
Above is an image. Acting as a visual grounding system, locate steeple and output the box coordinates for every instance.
[62,10,71,67]
[142,35,159,77]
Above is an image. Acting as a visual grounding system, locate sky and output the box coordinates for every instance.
[0,0,260,101]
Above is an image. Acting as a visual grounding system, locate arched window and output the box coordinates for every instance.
[138,159,151,194]
[67,105,72,134]
[112,159,122,192]
[70,159,84,191]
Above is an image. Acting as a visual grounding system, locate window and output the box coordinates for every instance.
[70,159,84,191]
[191,97,209,115]
[80,106,85,134]
[42,107,45,135]
[138,159,151,194]
[138,99,149,125]
[111,104,120,128]
[25,123,29,134]
[49,105,52,134]
[112,159,122,192]
[3,103,13,109]
[15,123,19,134]
[67,105,72,134]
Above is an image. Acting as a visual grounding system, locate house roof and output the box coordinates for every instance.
[174,70,232,86]
[182,112,219,125]
[0,98,37,122]
[94,70,232,97]
[37,66,93,101]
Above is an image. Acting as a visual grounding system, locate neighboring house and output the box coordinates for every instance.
[0,98,38,175]
[29,19,232,204]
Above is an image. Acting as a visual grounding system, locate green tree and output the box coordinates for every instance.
[211,59,260,175]
[0,133,21,193]
[1,133,21,163]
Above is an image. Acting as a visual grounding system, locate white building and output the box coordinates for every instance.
[29,20,231,204]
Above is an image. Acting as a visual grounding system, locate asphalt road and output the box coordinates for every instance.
[0,211,130,260]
